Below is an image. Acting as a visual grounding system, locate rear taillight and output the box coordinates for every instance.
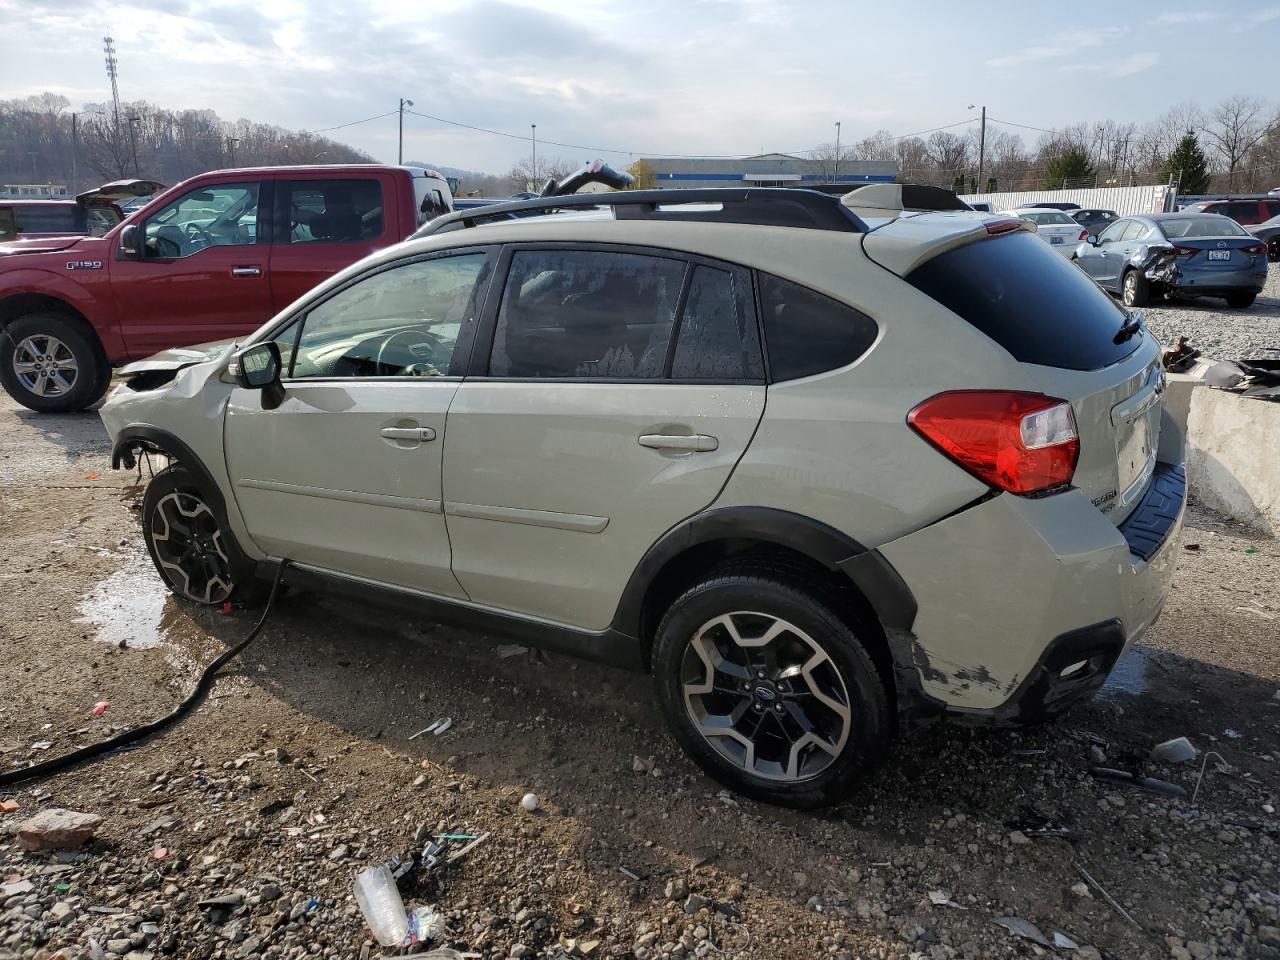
[984,218,1023,235]
[1172,245,1199,256]
[1247,243,1267,255]
[907,391,1080,495]
[1078,229,1088,241]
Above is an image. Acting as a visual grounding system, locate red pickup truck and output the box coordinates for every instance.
[0,164,453,411]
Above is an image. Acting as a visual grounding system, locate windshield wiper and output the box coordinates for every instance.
[1114,311,1144,345]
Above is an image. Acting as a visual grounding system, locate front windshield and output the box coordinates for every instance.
[1160,216,1248,239]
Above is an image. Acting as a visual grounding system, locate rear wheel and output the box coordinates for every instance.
[652,565,891,808]
[1121,270,1149,308]
[1269,237,1280,263]
[142,465,248,605]
[1226,292,1257,309]
[0,313,110,413]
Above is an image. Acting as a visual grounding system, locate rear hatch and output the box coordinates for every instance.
[75,178,165,207]
[870,219,1163,526]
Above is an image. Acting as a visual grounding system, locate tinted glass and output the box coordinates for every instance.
[1223,202,1259,224]
[1264,201,1280,220]
[906,232,1137,371]
[285,179,383,243]
[670,265,763,380]
[12,206,82,233]
[1097,220,1129,242]
[143,182,259,258]
[758,274,879,381]
[491,249,684,378]
[1160,217,1248,238]
[1026,211,1074,225]
[288,254,486,379]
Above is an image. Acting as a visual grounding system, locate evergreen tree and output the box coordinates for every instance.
[1043,147,1095,189]
[1161,130,1211,194]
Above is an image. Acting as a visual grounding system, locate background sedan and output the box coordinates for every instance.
[1004,207,1088,257]
[1072,207,1119,237]
[1074,213,1268,308]
[1246,212,1280,262]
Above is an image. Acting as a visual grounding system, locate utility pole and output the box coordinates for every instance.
[71,112,77,193]
[398,97,413,165]
[127,117,141,176]
[977,105,986,191]
[833,121,841,183]
[227,137,239,166]
[531,124,537,183]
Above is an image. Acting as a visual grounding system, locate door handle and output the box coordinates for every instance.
[638,434,718,453]
[380,426,436,442]
[231,266,262,277]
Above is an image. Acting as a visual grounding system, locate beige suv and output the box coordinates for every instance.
[100,186,1186,807]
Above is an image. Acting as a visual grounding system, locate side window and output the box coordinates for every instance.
[1264,201,1280,220]
[413,181,449,226]
[1222,202,1256,224]
[758,274,878,382]
[490,249,684,378]
[1097,219,1129,243]
[284,179,383,244]
[283,253,487,379]
[1120,221,1148,242]
[143,182,259,258]
[670,265,763,380]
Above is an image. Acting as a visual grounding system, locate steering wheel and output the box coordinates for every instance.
[183,222,215,248]
[375,329,444,377]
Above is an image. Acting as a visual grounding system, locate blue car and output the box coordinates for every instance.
[1073,212,1270,309]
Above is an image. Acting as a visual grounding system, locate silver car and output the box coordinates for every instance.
[98,187,1186,807]
[1074,213,1269,309]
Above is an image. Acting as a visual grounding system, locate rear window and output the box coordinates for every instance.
[1161,217,1247,239]
[905,231,1138,371]
[12,205,83,233]
[1025,211,1074,225]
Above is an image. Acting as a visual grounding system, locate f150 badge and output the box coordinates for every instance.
[66,260,103,270]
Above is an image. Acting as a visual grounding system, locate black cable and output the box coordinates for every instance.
[0,561,290,788]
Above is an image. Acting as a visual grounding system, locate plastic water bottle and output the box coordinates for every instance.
[353,865,408,947]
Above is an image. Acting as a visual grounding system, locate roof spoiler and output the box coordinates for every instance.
[840,183,970,218]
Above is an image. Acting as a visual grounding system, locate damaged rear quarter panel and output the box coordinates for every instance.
[877,490,1130,711]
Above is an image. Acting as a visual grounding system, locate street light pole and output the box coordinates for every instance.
[227,137,239,166]
[833,121,841,183]
[127,116,141,177]
[531,124,537,184]
[71,113,77,193]
[977,105,986,191]
[398,97,414,165]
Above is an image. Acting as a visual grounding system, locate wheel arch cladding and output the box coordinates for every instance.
[613,505,917,676]
[112,426,257,581]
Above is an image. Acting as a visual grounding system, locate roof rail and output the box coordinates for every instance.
[413,188,868,238]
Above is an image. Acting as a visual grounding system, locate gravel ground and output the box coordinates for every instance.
[1,370,1279,960]
[1139,262,1280,360]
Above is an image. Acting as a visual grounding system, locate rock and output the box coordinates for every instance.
[327,844,350,861]
[578,939,601,956]
[510,944,533,959]
[1070,882,1092,899]
[1008,830,1031,846]
[1076,948,1101,960]
[412,774,429,790]
[260,883,282,902]
[50,902,73,922]
[16,808,103,851]
[106,939,133,955]
[665,878,688,901]
[1187,943,1211,960]
[792,871,810,891]
[1259,927,1280,947]
[683,894,706,914]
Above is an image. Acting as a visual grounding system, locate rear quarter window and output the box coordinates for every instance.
[905,232,1138,372]
[758,274,879,381]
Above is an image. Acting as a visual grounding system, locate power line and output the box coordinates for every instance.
[306,110,398,135]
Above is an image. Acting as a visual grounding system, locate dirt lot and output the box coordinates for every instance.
[2,377,1279,960]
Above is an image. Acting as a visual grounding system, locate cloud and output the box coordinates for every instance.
[985,27,1126,68]
[1106,51,1160,77]
[1154,10,1218,24]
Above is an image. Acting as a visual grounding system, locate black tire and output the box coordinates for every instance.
[0,313,110,413]
[1121,269,1149,308]
[1268,237,1280,263]
[1226,292,1257,309]
[652,564,891,808]
[142,464,264,606]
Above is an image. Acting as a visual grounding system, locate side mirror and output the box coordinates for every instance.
[229,341,286,409]
[1086,234,1100,246]
[118,223,143,260]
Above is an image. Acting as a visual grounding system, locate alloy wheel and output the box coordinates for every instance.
[149,490,234,603]
[681,611,852,782]
[11,334,78,398]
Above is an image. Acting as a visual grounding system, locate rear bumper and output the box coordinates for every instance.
[879,459,1186,726]
[1161,267,1267,295]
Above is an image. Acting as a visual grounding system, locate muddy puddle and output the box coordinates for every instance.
[1097,642,1160,700]
[75,549,173,649]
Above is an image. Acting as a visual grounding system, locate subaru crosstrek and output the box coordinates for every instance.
[99,185,1186,808]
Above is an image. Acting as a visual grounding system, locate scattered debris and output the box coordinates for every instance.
[405,904,446,945]
[1192,751,1230,804]
[1162,336,1200,372]
[520,792,540,812]
[994,916,1050,946]
[1151,736,1198,764]
[618,866,643,881]
[16,808,103,852]
[632,755,654,774]
[928,890,966,910]
[1223,727,1242,739]
[1089,767,1188,798]
[1074,863,1139,927]
[444,832,490,865]
[31,740,53,750]
[1053,931,1080,950]
[495,644,530,659]
[0,800,19,813]
[1005,806,1073,840]
[354,865,410,947]
[91,701,110,717]
[1184,543,1201,551]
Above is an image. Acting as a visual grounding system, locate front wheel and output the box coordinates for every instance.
[1225,292,1257,309]
[0,313,110,412]
[1121,269,1149,308]
[652,566,891,808]
[142,465,244,605]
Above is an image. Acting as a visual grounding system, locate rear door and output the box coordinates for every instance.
[442,244,767,631]
[110,179,272,356]
[268,173,396,311]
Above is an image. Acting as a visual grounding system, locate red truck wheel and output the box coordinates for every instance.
[0,313,110,413]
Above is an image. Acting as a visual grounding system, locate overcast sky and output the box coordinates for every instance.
[3,0,1277,173]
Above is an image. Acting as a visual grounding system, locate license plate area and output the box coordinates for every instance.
[1050,236,1064,244]
[1208,250,1231,261]
[1116,416,1156,507]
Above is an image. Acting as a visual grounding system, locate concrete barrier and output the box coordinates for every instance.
[1185,387,1280,536]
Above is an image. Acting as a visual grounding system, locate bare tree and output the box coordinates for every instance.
[507,154,575,193]
[1203,96,1271,190]
[852,129,895,162]
[807,141,858,180]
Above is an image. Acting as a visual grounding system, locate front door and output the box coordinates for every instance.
[268,175,394,312]
[443,246,767,631]
[1086,219,1130,288]
[111,180,272,356]
[222,249,494,597]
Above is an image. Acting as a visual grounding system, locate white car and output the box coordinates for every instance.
[1003,208,1089,258]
